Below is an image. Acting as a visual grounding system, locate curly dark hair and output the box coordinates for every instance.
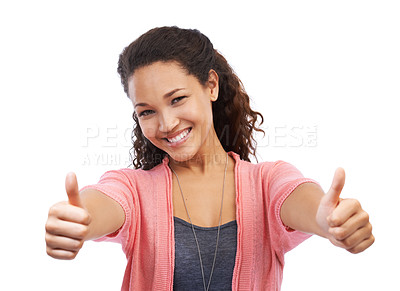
[117,26,264,170]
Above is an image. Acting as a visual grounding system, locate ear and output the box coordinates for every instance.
[207,69,219,102]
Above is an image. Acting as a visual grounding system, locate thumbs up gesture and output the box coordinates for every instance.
[316,168,374,253]
[45,172,91,260]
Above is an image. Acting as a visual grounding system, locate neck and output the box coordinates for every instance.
[169,147,228,175]
[168,128,228,174]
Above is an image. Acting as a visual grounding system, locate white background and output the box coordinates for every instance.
[1,1,399,290]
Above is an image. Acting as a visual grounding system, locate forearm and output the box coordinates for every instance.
[280,182,327,237]
[80,189,125,241]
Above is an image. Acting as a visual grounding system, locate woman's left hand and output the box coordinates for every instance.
[316,168,375,253]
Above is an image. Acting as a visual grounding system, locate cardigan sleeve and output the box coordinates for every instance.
[80,169,137,256]
[266,160,319,253]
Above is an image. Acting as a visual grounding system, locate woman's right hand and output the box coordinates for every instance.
[45,172,91,260]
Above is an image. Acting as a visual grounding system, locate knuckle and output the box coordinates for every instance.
[361,211,370,223]
[77,240,85,250]
[44,232,53,245]
[370,235,376,245]
[330,216,341,226]
[82,211,91,225]
[45,220,56,234]
[351,199,361,209]
[46,247,61,259]
[366,222,373,234]
[341,238,352,248]
[329,237,343,248]
[48,206,58,217]
[76,225,89,239]
[68,251,78,260]
[348,247,359,254]
[367,233,375,244]
[46,246,78,260]
[334,228,346,240]
[48,202,69,218]
[73,239,84,250]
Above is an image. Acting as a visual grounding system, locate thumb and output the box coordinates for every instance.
[325,167,345,206]
[65,172,83,207]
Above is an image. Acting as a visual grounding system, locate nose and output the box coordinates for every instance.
[158,110,179,133]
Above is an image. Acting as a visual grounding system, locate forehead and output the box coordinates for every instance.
[128,61,196,102]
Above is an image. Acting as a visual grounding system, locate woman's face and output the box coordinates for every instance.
[128,61,219,162]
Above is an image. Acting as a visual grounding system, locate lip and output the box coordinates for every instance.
[165,127,190,139]
[163,127,192,147]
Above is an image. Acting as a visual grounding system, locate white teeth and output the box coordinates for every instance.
[167,129,190,143]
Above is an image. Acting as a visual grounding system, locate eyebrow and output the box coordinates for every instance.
[134,88,185,108]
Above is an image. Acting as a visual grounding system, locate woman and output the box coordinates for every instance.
[45,26,374,290]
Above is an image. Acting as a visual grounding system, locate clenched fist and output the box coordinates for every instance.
[45,172,91,260]
[316,168,375,253]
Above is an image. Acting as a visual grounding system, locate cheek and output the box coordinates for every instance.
[138,120,158,140]
[183,99,213,124]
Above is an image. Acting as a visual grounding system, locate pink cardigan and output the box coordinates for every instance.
[82,152,317,290]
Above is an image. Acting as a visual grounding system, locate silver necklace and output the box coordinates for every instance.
[170,153,228,291]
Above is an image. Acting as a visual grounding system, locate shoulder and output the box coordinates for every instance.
[97,162,168,188]
[236,158,306,193]
[232,152,305,183]
[236,157,292,178]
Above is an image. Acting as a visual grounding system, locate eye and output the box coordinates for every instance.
[138,109,154,117]
[171,96,186,105]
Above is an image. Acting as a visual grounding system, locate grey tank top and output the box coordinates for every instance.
[173,216,237,290]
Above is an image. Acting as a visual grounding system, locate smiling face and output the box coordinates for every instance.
[128,61,220,162]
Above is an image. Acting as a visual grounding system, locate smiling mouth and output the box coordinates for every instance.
[164,128,192,143]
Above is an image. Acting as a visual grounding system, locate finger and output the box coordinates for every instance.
[46,246,78,260]
[325,167,345,206]
[330,222,372,249]
[344,223,373,250]
[45,233,84,252]
[329,210,370,240]
[48,202,91,225]
[348,234,375,254]
[65,172,82,208]
[45,218,89,240]
[328,198,362,227]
